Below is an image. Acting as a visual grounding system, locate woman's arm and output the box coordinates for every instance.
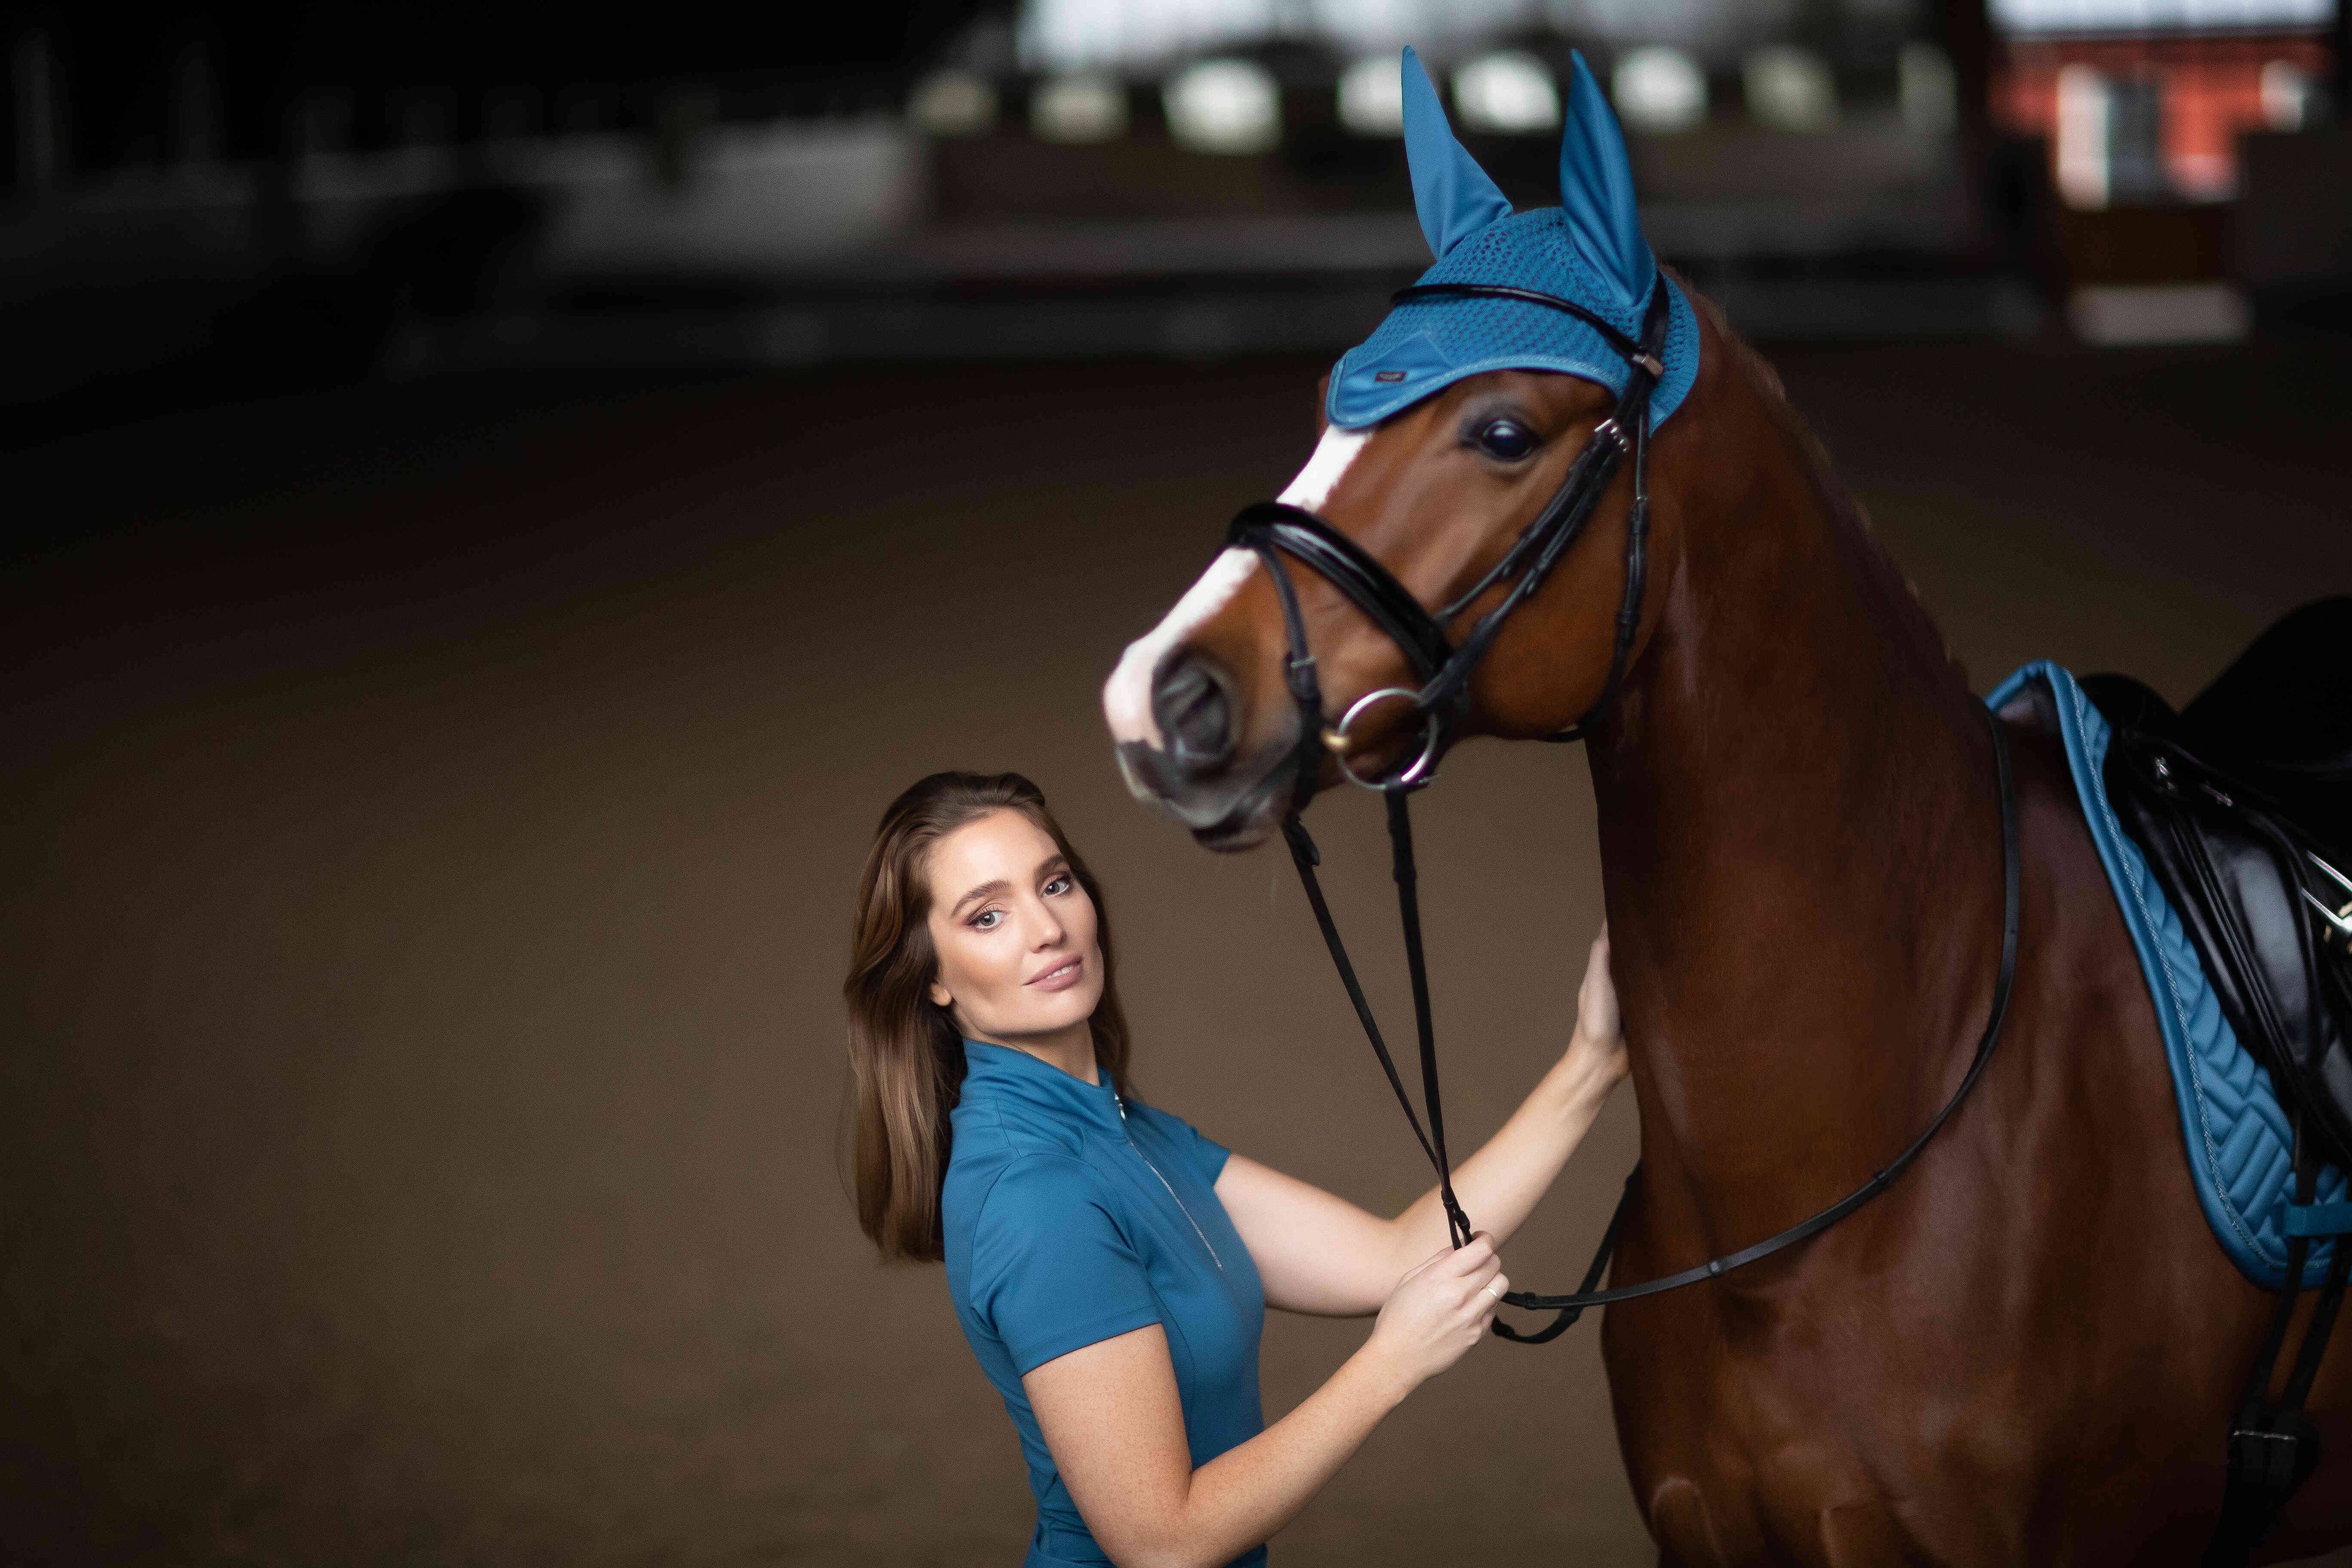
[1025,1235,1505,1568]
[1216,927,1628,1316]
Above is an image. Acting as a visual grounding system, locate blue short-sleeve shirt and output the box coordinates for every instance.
[944,1041,1267,1567]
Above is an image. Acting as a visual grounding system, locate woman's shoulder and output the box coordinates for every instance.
[944,1144,1124,1253]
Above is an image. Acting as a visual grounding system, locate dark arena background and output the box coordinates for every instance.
[6,2,2352,1563]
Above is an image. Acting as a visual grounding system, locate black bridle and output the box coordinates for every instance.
[1226,280,2024,1343]
[1230,284,1671,801]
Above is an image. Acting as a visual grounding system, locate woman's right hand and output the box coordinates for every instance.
[1365,1232,1507,1390]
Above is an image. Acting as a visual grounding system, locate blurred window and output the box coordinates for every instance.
[1991,0,2327,32]
[1164,59,1281,152]
[292,91,354,160]
[911,70,1001,137]
[1744,45,1839,130]
[1898,42,1958,135]
[484,88,543,143]
[1019,0,1551,70]
[1021,0,1279,72]
[2054,63,2112,205]
[170,41,224,166]
[1338,53,1407,134]
[2260,58,2313,127]
[2105,74,2168,199]
[1454,50,1562,134]
[1613,46,1709,133]
[1032,73,1129,141]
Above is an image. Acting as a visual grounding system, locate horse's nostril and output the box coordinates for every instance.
[1153,653,1238,773]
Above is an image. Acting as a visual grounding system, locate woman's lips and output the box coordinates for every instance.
[1027,956,1085,992]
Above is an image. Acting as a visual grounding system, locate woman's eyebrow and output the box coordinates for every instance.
[950,878,1010,917]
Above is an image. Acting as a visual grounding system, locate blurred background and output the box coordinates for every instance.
[7,0,2352,421]
[4,1,2350,1564]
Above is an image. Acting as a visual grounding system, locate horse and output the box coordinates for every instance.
[1096,114,2352,1568]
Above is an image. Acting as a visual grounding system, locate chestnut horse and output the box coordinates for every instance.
[1099,287,2352,1562]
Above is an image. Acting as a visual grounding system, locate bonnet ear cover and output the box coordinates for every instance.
[1401,45,1511,258]
[1324,46,1700,431]
[1558,50,1654,309]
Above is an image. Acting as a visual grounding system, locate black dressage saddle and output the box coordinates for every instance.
[2081,597,2352,1567]
[2084,597,2352,1166]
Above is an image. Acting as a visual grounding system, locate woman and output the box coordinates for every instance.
[845,771,1625,1568]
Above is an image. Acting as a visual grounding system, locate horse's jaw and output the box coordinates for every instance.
[1113,737,1298,852]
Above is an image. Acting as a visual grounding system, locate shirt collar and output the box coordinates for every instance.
[960,1038,1126,1136]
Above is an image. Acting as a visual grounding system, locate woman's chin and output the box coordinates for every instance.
[1023,980,1106,1039]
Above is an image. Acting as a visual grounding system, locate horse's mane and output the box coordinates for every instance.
[1681,281,1960,677]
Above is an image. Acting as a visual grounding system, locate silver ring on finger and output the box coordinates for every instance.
[1483,1280,1504,1302]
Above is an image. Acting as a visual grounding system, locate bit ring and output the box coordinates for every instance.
[1323,687,1441,791]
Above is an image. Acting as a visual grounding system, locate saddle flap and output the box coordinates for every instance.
[2084,669,2352,1168]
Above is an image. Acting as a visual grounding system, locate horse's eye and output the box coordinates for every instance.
[1472,418,1537,462]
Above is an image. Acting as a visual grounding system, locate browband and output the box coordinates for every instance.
[1390,282,1662,374]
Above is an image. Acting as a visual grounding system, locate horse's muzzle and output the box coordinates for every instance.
[1113,729,1301,851]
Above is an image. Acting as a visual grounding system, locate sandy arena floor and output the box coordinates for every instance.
[4,334,2350,1564]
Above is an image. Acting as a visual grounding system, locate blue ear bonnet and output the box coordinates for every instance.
[1327,216,1701,429]
[1327,50,1700,431]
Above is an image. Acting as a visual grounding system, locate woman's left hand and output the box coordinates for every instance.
[1564,926,1629,1086]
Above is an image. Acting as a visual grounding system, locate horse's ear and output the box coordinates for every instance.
[1402,46,1511,258]
[1558,50,1655,310]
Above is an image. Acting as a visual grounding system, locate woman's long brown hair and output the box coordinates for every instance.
[844,771,1132,1262]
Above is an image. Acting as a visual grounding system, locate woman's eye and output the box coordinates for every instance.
[972,910,1002,930]
[1043,875,1072,896]
[1472,418,1537,461]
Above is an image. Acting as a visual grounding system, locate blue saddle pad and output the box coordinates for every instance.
[1989,662,2342,1287]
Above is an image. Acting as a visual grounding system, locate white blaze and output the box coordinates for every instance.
[1103,426,1369,748]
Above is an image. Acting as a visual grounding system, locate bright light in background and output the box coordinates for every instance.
[1164,58,1281,152]
[1308,0,1553,51]
[1558,0,1796,55]
[1020,0,1283,70]
[1032,73,1129,141]
[1989,0,2326,32]
[2054,62,2111,206]
[2260,59,2313,128]
[1744,45,1838,130]
[910,70,1000,137]
[2070,282,2249,343]
[1019,0,1559,72]
[1453,51,1561,134]
[1613,46,1708,132]
[1897,42,1956,135]
[1336,54,1406,133]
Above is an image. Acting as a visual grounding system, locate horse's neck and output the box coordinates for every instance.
[1592,348,2003,1248]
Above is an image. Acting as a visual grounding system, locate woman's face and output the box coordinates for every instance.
[925,810,1105,1050]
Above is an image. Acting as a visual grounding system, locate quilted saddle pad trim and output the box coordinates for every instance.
[1987,661,2342,1288]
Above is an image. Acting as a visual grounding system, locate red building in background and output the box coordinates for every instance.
[1990,0,2333,206]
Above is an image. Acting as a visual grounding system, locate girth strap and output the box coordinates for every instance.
[2203,1114,2352,1567]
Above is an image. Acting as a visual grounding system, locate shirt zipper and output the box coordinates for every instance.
[1114,1091,1224,1272]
